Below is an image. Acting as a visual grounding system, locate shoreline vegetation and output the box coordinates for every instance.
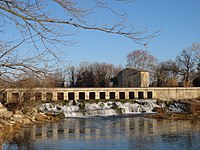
[1,98,200,147]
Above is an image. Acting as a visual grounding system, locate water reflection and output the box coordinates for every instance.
[4,116,200,150]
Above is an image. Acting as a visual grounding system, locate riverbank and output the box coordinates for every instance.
[0,102,62,147]
[147,99,200,120]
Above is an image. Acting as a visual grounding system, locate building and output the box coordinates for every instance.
[118,68,149,87]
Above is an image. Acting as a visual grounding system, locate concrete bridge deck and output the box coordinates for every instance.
[3,87,200,102]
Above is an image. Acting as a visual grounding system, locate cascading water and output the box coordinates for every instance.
[39,99,160,117]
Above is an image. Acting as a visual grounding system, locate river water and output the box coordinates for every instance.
[3,115,200,150]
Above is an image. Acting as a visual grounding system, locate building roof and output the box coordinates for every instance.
[118,67,148,74]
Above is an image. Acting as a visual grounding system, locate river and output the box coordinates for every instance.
[2,115,200,150]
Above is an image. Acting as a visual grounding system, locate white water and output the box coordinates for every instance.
[39,99,160,117]
[168,102,187,112]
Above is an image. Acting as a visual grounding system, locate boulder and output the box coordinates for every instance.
[22,118,31,124]
[0,103,4,109]
[0,108,13,119]
[12,114,23,122]
[152,107,166,114]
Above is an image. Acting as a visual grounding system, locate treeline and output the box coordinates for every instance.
[1,43,200,88]
[66,62,122,87]
[0,62,122,88]
[152,43,200,87]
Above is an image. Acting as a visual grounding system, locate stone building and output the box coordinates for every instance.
[118,68,149,87]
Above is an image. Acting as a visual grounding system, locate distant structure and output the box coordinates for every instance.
[118,68,149,87]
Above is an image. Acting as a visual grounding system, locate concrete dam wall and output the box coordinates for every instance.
[3,87,200,102]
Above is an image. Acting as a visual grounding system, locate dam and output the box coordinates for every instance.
[3,87,200,102]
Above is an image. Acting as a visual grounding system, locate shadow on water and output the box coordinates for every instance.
[3,115,200,150]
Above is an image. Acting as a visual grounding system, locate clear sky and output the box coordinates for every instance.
[60,0,200,67]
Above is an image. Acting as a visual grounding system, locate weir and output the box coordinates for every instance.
[2,87,200,102]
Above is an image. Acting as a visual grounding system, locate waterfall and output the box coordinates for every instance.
[39,99,160,117]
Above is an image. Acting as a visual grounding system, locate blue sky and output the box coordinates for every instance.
[60,0,200,67]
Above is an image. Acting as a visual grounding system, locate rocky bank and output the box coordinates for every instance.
[148,99,200,120]
[0,102,62,147]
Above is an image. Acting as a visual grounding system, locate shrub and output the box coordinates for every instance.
[193,77,200,87]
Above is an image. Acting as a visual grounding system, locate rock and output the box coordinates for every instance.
[9,121,16,124]
[15,110,23,115]
[35,113,61,122]
[0,103,4,109]
[22,118,31,124]
[73,100,77,105]
[152,107,166,114]
[181,100,200,113]
[12,114,23,122]
[0,108,13,119]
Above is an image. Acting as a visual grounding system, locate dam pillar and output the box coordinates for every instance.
[115,92,119,99]
[96,92,100,99]
[74,91,79,100]
[144,91,147,99]
[6,91,12,103]
[64,92,68,100]
[105,91,109,99]
[135,91,138,99]
[125,91,129,99]
[41,92,46,101]
[53,92,57,101]
[85,92,89,100]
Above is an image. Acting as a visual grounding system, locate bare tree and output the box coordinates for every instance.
[0,0,159,51]
[154,60,179,87]
[176,49,196,87]
[65,65,77,87]
[0,42,48,87]
[0,0,159,87]
[69,62,121,87]
[126,50,157,70]
[92,62,114,87]
[126,50,158,83]
[192,42,200,72]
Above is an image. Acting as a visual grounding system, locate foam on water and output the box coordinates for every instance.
[40,99,160,117]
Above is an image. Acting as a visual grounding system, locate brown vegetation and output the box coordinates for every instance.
[148,99,200,120]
